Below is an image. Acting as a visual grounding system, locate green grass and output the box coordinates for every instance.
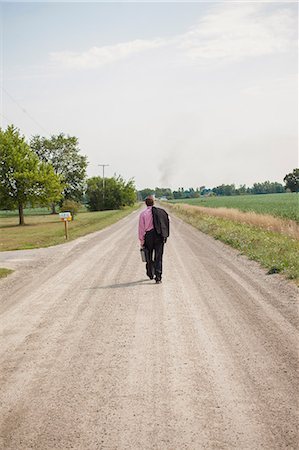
[0,205,88,218]
[169,193,299,222]
[168,204,299,283]
[0,268,13,278]
[0,207,53,217]
[0,205,139,251]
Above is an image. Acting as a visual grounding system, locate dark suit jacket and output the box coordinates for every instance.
[152,207,170,239]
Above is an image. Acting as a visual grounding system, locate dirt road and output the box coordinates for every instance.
[0,209,298,449]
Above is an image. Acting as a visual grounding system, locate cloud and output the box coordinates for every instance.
[178,4,296,63]
[49,4,296,70]
[50,38,166,69]
[241,75,298,97]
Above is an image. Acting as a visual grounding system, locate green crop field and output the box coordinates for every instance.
[169,193,298,221]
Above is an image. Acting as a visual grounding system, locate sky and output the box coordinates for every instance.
[0,1,298,190]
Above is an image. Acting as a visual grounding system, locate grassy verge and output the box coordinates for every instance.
[168,203,299,283]
[0,268,13,278]
[0,205,139,251]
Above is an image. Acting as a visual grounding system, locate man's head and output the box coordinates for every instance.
[145,196,154,207]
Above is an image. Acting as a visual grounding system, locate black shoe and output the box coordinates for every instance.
[147,270,154,280]
[155,278,162,284]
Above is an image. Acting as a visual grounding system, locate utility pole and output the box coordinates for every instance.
[98,164,109,208]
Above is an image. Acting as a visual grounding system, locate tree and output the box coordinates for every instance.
[30,133,88,213]
[173,187,184,199]
[138,188,155,200]
[251,181,284,194]
[154,187,173,200]
[86,175,136,211]
[284,169,299,192]
[0,125,63,225]
[235,184,247,195]
[119,177,136,206]
[212,184,236,196]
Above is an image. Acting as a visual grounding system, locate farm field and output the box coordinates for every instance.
[169,193,298,221]
[0,205,138,251]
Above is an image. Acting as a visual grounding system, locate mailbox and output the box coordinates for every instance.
[59,212,72,221]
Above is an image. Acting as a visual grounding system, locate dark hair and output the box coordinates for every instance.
[145,196,154,206]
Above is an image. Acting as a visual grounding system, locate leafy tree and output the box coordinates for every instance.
[212,184,236,196]
[0,125,63,225]
[251,181,284,194]
[173,187,185,199]
[119,176,136,206]
[138,188,155,200]
[200,187,212,196]
[30,133,88,212]
[172,190,182,199]
[86,175,136,211]
[154,187,173,200]
[235,184,247,195]
[284,169,299,192]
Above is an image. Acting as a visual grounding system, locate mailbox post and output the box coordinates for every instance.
[59,212,72,239]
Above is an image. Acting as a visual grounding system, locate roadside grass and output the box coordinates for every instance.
[169,192,298,222]
[167,203,299,283]
[0,268,13,278]
[0,205,139,251]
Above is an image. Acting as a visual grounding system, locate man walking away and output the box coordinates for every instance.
[138,196,169,284]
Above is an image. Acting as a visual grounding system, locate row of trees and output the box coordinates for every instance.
[212,181,285,197]
[0,125,136,225]
[138,171,299,200]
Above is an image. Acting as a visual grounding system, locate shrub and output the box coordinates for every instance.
[86,175,136,211]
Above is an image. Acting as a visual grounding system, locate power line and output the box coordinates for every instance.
[2,88,50,135]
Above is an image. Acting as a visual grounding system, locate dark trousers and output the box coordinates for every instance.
[144,229,164,280]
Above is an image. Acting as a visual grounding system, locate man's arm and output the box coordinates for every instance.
[138,213,145,246]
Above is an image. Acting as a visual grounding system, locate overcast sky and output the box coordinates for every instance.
[1,1,298,190]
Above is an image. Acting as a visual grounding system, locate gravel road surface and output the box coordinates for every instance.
[0,209,298,449]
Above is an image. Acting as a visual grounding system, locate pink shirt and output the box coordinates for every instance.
[138,206,154,244]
